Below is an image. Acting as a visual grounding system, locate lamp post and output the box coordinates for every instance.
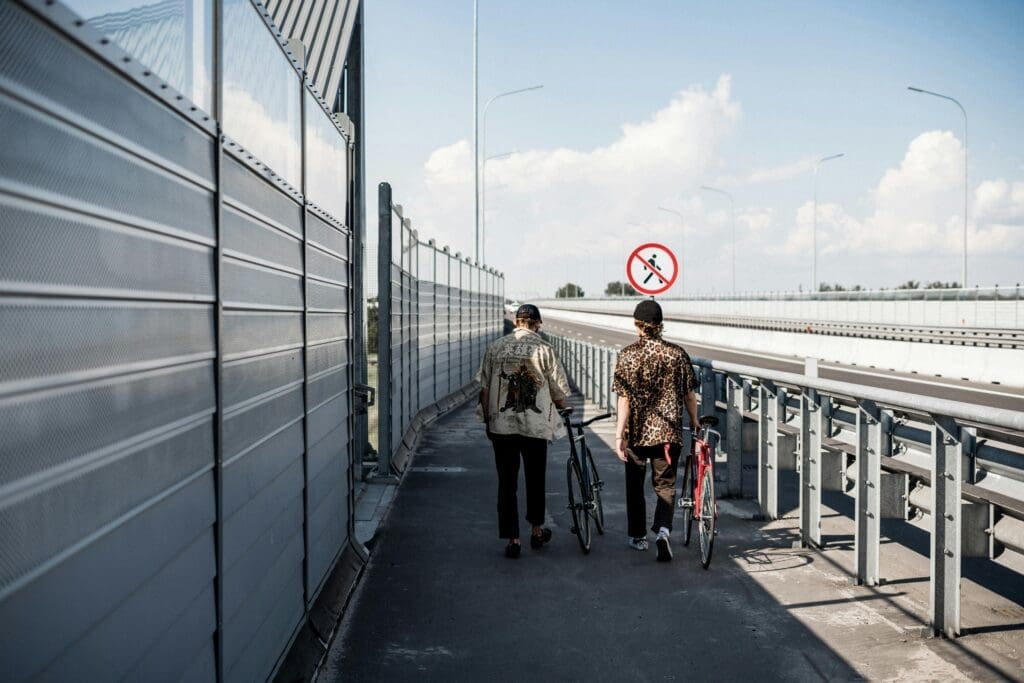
[478,84,543,263]
[472,0,478,262]
[811,153,844,293]
[657,206,686,295]
[908,86,968,287]
[482,150,515,264]
[700,185,736,293]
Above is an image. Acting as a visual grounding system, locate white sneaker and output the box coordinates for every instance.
[656,527,672,562]
[628,536,649,551]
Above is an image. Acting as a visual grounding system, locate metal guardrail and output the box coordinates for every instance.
[545,332,1024,639]
[376,183,504,473]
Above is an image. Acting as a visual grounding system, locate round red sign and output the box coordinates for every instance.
[626,243,678,295]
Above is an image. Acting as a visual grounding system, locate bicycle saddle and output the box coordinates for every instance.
[698,415,719,428]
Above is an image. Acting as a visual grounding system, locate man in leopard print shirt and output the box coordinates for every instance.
[612,299,699,562]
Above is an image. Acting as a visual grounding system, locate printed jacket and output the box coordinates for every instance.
[476,328,570,440]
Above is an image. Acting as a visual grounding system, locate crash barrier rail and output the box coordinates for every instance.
[376,183,505,473]
[535,285,1024,331]
[0,2,365,681]
[545,332,1024,638]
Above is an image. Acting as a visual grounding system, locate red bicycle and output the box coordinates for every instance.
[679,415,721,569]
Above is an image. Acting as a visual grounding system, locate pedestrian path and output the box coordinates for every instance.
[319,395,1024,681]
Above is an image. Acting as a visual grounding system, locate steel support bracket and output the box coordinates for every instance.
[931,414,962,638]
[855,399,882,586]
[800,388,823,548]
[758,380,780,520]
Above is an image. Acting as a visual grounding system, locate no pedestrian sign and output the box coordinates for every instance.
[627,243,678,296]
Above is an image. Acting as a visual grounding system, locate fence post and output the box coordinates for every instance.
[725,374,743,498]
[800,389,823,547]
[376,184,393,473]
[589,344,597,401]
[855,400,882,586]
[700,367,716,417]
[931,416,963,637]
[758,380,779,520]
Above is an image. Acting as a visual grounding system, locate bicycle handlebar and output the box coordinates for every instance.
[570,412,613,429]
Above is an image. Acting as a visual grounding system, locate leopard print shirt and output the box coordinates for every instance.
[612,336,698,447]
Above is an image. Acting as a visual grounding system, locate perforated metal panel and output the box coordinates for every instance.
[0,2,359,681]
[0,5,217,681]
[375,186,504,469]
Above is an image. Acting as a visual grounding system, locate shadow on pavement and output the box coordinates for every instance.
[320,400,865,681]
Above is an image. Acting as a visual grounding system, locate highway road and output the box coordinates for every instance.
[540,315,1024,413]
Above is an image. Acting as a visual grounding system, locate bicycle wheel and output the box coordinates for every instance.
[567,456,591,553]
[680,454,694,547]
[698,466,716,569]
[584,445,605,534]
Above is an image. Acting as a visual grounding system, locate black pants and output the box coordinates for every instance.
[492,435,548,539]
[625,443,682,537]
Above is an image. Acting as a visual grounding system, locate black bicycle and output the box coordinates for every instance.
[559,408,613,554]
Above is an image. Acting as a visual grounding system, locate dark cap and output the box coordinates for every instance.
[633,299,662,323]
[515,303,543,322]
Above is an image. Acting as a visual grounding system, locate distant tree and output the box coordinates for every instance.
[604,281,637,296]
[924,281,960,289]
[897,280,921,290]
[818,282,847,292]
[556,283,584,298]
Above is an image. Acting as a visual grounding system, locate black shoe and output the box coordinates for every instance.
[505,542,521,559]
[530,528,553,549]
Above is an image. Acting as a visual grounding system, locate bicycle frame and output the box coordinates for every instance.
[691,439,715,520]
[684,425,721,518]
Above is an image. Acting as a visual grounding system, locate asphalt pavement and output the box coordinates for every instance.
[319,396,1024,682]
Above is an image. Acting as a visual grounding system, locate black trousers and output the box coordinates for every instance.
[491,435,548,539]
[625,443,682,537]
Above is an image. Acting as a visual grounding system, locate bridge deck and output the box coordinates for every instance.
[319,397,1024,681]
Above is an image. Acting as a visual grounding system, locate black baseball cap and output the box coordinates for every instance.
[515,303,543,322]
[633,299,662,323]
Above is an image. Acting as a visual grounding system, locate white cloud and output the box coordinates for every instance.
[774,131,1024,263]
[729,159,815,186]
[396,96,1023,296]
[408,76,743,295]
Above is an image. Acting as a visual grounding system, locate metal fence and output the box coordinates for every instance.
[0,2,365,681]
[375,183,505,473]
[547,332,1024,639]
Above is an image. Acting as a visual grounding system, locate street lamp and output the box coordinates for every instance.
[657,206,686,295]
[472,0,478,262]
[908,86,968,287]
[482,150,516,264]
[811,153,844,293]
[477,84,543,263]
[700,185,736,293]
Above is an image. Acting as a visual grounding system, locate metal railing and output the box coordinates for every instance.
[376,183,505,473]
[546,332,1024,639]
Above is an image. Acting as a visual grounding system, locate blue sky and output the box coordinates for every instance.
[364,1,1024,297]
